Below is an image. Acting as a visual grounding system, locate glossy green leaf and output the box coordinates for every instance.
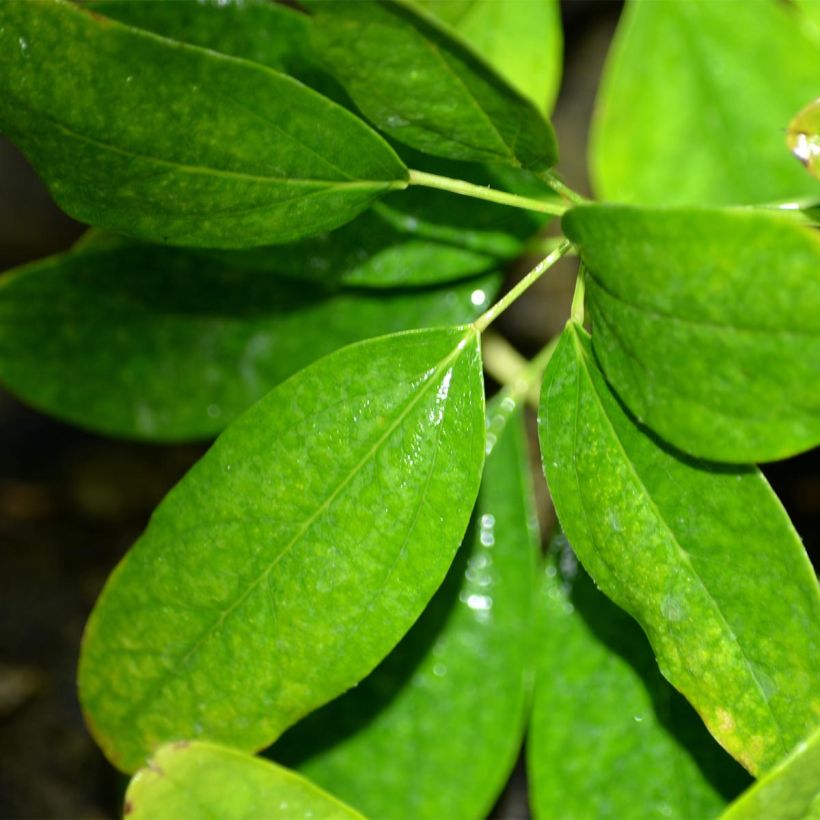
[305,0,558,170]
[721,728,820,820]
[0,242,498,440]
[78,327,485,772]
[563,205,820,463]
[124,741,361,820]
[271,395,537,819]
[419,0,562,112]
[529,532,750,820]
[788,98,820,181]
[591,0,820,206]
[538,322,820,775]
[86,0,347,105]
[0,0,407,248]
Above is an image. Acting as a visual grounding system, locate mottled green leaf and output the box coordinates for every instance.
[271,395,537,819]
[788,98,820,180]
[591,0,820,206]
[78,327,485,772]
[0,242,498,440]
[419,0,562,112]
[305,0,558,170]
[538,322,820,775]
[563,205,820,463]
[722,728,820,820]
[124,741,361,820]
[0,0,407,248]
[529,532,750,820]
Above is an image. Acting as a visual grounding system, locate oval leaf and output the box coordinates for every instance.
[538,322,820,775]
[0,242,498,440]
[272,397,537,819]
[305,0,558,170]
[529,532,750,819]
[124,741,361,820]
[721,728,820,820]
[78,326,485,772]
[590,0,820,206]
[0,0,407,248]
[419,0,563,112]
[563,205,820,463]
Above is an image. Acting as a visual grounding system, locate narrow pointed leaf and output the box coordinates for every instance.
[591,0,820,206]
[124,741,361,820]
[0,242,498,440]
[0,0,407,248]
[538,322,820,775]
[419,0,562,112]
[305,0,558,170]
[271,396,537,819]
[529,533,750,820]
[563,205,820,463]
[78,327,485,772]
[721,728,820,820]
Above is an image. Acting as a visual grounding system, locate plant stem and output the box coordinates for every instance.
[539,170,588,205]
[523,235,578,257]
[474,239,573,333]
[408,169,568,216]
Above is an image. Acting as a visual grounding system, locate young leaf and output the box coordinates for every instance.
[591,0,820,206]
[0,242,498,440]
[78,327,485,772]
[721,727,820,820]
[538,322,820,775]
[124,741,361,820]
[305,0,558,170]
[563,205,820,463]
[419,0,563,113]
[0,0,407,248]
[529,533,750,820]
[271,397,538,819]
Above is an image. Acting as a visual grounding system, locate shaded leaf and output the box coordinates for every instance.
[529,532,750,820]
[721,727,820,820]
[0,0,407,248]
[124,741,361,820]
[0,242,498,440]
[591,0,820,206]
[306,0,558,170]
[78,326,485,772]
[419,0,562,112]
[563,204,820,463]
[271,395,537,819]
[538,322,820,775]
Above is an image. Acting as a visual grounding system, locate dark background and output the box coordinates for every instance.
[1,2,816,817]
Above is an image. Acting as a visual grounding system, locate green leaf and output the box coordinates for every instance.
[591,0,820,206]
[0,0,407,248]
[78,326,485,772]
[0,242,497,440]
[124,741,361,820]
[563,204,820,463]
[538,322,820,775]
[305,0,558,170]
[788,98,820,181]
[721,728,820,820]
[418,0,562,113]
[529,532,750,820]
[271,396,537,819]
[86,0,347,105]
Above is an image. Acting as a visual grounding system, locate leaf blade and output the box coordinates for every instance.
[78,326,485,772]
[538,322,820,774]
[563,204,820,462]
[0,0,407,248]
[125,741,361,820]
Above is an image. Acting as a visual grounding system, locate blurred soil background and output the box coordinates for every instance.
[0,2,817,818]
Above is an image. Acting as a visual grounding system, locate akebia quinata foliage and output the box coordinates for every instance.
[0,0,818,817]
